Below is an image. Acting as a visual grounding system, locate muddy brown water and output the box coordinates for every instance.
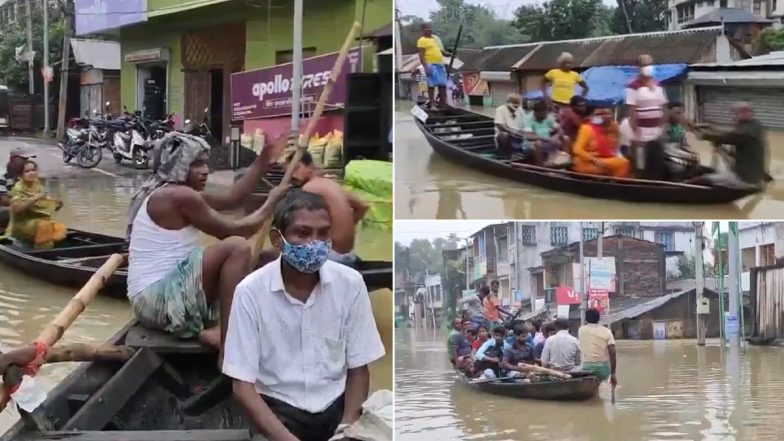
[0,173,392,433]
[395,102,784,220]
[395,328,784,441]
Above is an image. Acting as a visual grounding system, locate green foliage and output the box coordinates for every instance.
[677,254,696,280]
[512,0,612,42]
[760,27,784,51]
[394,238,446,284]
[399,0,525,53]
[610,0,667,34]
[0,4,65,94]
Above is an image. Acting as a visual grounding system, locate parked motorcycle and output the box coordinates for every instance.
[58,110,103,168]
[183,107,213,142]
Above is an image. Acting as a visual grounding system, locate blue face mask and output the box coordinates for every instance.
[275,230,331,273]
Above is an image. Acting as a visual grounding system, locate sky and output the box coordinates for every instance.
[396,0,619,20]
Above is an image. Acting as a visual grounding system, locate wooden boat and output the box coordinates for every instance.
[0,226,392,295]
[2,321,350,441]
[456,371,601,401]
[412,106,760,204]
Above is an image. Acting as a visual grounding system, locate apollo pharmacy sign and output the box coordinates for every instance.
[231,48,361,120]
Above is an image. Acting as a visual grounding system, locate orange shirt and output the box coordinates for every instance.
[572,122,620,161]
[483,295,500,322]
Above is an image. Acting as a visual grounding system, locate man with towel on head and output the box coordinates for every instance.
[126,131,289,366]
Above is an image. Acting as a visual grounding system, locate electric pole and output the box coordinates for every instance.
[728,222,741,349]
[43,0,49,134]
[56,0,73,141]
[26,0,34,95]
[694,222,706,346]
[580,221,586,325]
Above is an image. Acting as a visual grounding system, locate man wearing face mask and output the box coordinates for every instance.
[626,54,668,180]
[494,94,528,160]
[223,189,385,441]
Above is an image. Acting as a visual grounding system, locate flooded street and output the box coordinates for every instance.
[395,102,784,219]
[0,138,392,433]
[395,328,784,441]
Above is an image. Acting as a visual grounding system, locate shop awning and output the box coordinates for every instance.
[71,39,121,70]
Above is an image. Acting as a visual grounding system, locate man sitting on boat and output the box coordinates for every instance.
[494,94,528,160]
[695,102,768,189]
[578,309,617,386]
[448,318,474,374]
[498,325,536,378]
[474,325,508,379]
[662,102,701,181]
[523,100,565,165]
[0,146,35,227]
[572,106,630,178]
[4,160,66,249]
[126,132,288,366]
[541,319,581,372]
[534,322,556,364]
[287,151,369,266]
[222,189,385,441]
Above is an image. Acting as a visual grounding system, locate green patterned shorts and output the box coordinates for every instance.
[130,248,218,339]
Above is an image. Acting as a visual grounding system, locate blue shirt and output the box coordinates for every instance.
[505,333,534,351]
[475,339,510,361]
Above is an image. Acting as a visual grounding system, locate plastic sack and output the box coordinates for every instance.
[344,160,392,198]
[308,133,327,168]
[343,390,393,441]
[10,375,47,413]
[324,130,343,168]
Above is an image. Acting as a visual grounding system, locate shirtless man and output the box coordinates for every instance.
[287,151,369,265]
[126,132,288,364]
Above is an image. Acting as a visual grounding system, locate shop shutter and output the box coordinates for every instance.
[699,87,784,130]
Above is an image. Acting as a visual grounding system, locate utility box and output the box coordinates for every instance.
[697,298,710,315]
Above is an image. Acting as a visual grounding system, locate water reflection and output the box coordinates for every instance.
[395,103,784,220]
[395,328,784,441]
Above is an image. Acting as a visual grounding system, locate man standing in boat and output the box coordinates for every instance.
[542,52,589,113]
[0,146,36,226]
[626,54,668,180]
[223,189,385,441]
[287,151,369,266]
[416,23,451,110]
[126,132,288,366]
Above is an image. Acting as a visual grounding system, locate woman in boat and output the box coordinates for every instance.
[5,160,66,249]
[572,107,630,178]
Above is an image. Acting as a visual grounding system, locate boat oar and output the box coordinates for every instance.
[0,253,126,412]
[0,344,134,374]
[249,22,363,267]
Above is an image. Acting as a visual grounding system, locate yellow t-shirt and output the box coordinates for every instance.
[545,69,583,105]
[417,36,444,65]
[578,323,616,363]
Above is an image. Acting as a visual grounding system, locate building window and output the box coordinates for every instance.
[677,3,695,23]
[550,226,568,246]
[497,237,509,263]
[754,0,762,16]
[583,228,598,241]
[761,243,776,266]
[521,226,536,246]
[654,232,675,251]
[614,226,635,237]
[720,0,727,7]
[275,47,317,64]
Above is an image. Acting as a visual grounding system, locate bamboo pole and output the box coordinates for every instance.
[0,253,126,411]
[249,22,362,267]
[0,345,134,372]
[516,363,573,380]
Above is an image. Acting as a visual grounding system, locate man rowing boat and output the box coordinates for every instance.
[126,132,288,365]
[287,151,369,266]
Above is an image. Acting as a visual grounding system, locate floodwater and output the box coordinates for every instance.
[395,328,784,441]
[394,101,784,219]
[0,155,392,433]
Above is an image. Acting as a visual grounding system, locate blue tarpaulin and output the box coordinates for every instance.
[524,64,688,107]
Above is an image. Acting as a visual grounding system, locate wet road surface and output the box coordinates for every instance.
[394,103,784,220]
[395,328,784,441]
[0,137,392,432]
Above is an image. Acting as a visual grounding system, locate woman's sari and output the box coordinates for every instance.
[3,180,66,249]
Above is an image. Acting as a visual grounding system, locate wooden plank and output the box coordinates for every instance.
[125,325,211,354]
[182,375,233,416]
[17,429,252,441]
[63,348,162,431]
[426,120,493,129]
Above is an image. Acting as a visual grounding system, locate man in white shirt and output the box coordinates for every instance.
[626,54,668,179]
[494,93,527,159]
[222,189,385,441]
[541,319,581,371]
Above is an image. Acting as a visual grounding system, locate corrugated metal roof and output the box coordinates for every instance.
[692,51,784,67]
[582,27,721,66]
[684,7,773,27]
[71,39,121,70]
[515,40,604,71]
[473,45,539,72]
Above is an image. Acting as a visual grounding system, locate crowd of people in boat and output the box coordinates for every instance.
[449,281,617,386]
[490,52,770,189]
[0,147,67,249]
[2,132,381,441]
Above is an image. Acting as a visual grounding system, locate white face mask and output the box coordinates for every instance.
[591,116,603,125]
[640,65,655,77]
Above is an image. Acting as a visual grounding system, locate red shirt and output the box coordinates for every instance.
[559,107,583,140]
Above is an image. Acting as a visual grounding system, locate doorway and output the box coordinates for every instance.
[209,68,223,142]
[136,63,167,120]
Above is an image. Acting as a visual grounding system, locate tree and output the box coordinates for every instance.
[610,0,667,35]
[394,238,449,284]
[0,3,65,95]
[513,0,612,42]
[677,254,696,280]
[760,27,784,51]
